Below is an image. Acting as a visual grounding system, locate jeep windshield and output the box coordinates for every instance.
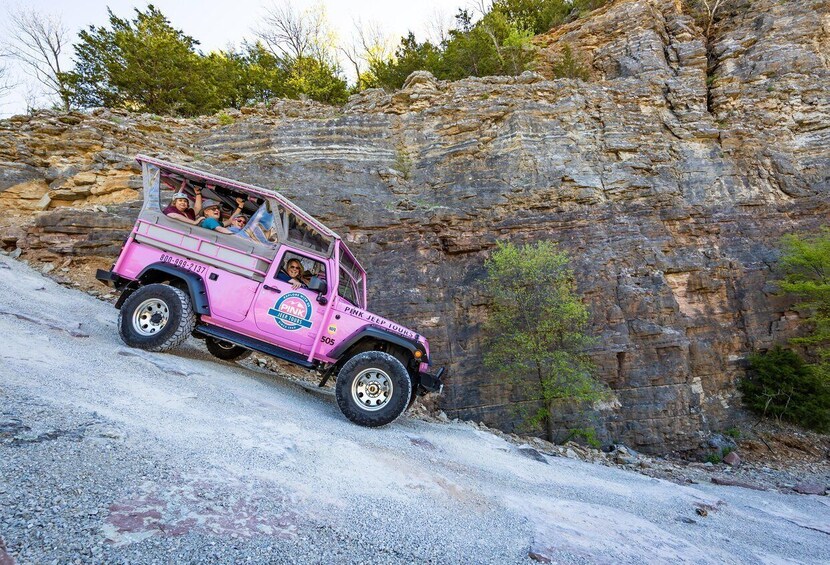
[339,245,366,309]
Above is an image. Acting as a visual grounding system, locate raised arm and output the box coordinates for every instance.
[223,197,245,226]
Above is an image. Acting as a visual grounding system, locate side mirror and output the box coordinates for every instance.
[308,276,328,295]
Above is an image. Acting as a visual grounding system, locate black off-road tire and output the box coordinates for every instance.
[118,284,196,352]
[205,337,251,361]
[335,351,412,427]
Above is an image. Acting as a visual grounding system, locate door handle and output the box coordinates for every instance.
[263,284,281,293]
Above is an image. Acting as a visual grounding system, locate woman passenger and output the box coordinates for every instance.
[163,186,203,225]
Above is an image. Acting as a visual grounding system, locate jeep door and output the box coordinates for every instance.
[251,248,330,354]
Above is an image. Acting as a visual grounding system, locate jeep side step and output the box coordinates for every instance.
[194,325,316,369]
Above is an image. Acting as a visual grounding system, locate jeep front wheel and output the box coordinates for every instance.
[118,284,196,352]
[205,337,251,361]
[335,351,412,427]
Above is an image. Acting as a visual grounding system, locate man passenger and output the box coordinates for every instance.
[199,200,232,234]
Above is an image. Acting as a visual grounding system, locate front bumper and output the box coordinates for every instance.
[96,269,118,285]
[418,367,445,394]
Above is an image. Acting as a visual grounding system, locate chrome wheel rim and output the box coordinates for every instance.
[132,298,169,336]
[351,368,393,411]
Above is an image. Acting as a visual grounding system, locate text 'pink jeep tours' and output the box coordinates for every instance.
[97,155,444,427]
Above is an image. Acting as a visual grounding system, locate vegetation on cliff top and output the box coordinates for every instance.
[1,0,609,116]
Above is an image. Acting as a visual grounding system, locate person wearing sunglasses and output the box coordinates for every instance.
[277,258,311,290]
[228,213,249,234]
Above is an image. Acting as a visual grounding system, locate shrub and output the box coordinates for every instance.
[483,241,608,442]
[740,347,830,432]
[723,427,741,439]
[705,453,722,464]
[550,45,590,80]
[564,427,602,449]
[778,228,830,365]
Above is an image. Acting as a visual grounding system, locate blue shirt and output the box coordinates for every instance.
[228,226,243,234]
[200,217,221,230]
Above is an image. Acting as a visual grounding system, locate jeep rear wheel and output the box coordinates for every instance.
[118,284,195,352]
[205,337,251,361]
[335,351,412,427]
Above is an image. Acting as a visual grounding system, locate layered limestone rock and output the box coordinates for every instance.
[0,0,826,452]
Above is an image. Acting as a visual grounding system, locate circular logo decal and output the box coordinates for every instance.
[268,292,314,331]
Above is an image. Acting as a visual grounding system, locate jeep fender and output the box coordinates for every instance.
[329,326,424,365]
[116,262,210,315]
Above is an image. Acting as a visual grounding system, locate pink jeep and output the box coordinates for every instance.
[97,155,444,427]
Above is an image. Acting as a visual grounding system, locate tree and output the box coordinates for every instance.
[438,9,535,80]
[2,7,73,111]
[482,241,607,442]
[492,0,572,35]
[0,55,14,100]
[340,19,396,91]
[255,1,328,62]
[253,2,348,103]
[68,5,219,116]
[741,347,830,432]
[367,5,536,91]
[778,228,830,365]
[369,33,442,90]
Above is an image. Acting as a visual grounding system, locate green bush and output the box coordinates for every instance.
[564,427,601,449]
[483,241,608,442]
[778,228,830,364]
[723,427,741,439]
[705,453,722,464]
[740,347,830,432]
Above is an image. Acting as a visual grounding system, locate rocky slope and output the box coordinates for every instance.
[2,254,829,564]
[1,0,828,452]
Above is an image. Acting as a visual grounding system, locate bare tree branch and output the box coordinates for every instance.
[340,18,395,89]
[0,60,14,100]
[254,1,330,63]
[424,8,454,45]
[2,7,72,111]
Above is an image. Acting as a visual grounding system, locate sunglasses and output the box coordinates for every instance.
[235,218,247,223]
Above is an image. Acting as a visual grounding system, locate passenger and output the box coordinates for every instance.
[277,258,309,289]
[198,200,232,234]
[162,188,203,225]
[228,214,248,234]
[223,197,247,230]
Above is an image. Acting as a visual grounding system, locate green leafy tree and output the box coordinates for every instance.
[203,42,294,109]
[284,55,348,104]
[369,9,535,91]
[492,0,574,35]
[369,33,442,90]
[438,9,534,80]
[778,228,830,365]
[68,5,218,116]
[253,1,348,104]
[483,241,607,442]
[741,347,830,432]
[491,0,610,35]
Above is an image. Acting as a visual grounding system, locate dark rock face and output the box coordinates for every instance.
[0,0,827,452]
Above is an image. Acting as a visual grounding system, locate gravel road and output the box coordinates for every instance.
[1,254,828,564]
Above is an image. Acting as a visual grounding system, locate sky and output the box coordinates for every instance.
[0,0,473,116]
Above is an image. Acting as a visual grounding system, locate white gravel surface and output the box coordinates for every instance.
[1,254,829,564]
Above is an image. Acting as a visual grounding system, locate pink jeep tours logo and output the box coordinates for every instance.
[268,292,314,331]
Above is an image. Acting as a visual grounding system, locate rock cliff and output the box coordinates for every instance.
[0,0,827,452]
